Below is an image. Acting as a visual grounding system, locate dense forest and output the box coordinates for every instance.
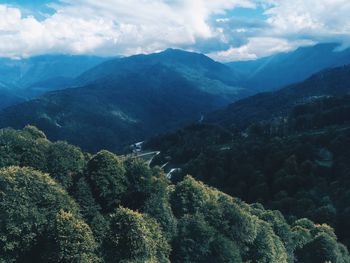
[146,95,350,251]
[0,126,349,262]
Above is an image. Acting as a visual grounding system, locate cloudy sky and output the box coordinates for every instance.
[0,0,349,61]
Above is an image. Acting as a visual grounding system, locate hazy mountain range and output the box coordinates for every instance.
[228,43,350,92]
[1,43,350,152]
[0,55,108,102]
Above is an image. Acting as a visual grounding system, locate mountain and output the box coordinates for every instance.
[0,80,25,108]
[0,55,110,109]
[0,55,108,96]
[0,64,229,152]
[0,49,247,152]
[145,64,350,247]
[206,64,350,128]
[22,76,75,98]
[77,48,245,101]
[0,88,24,109]
[228,43,350,92]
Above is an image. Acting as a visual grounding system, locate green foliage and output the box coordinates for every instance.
[251,207,295,261]
[86,150,127,211]
[170,175,212,217]
[209,234,242,263]
[170,176,277,262]
[249,222,288,263]
[168,172,349,263]
[148,96,350,248]
[104,207,170,263]
[297,232,350,263]
[0,166,81,262]
[172,214,242,263]
[23,125,47,139]
[122,158,154,208]
[47,141,86,190]
[0,127,87,190]
[72,177,101,221]
[145,124,232,165]
[0,127,349,262]
[45,210,100,263]
[71,177,108,243]
[211,195,258,244]
[172,214,217,263]
[0,127,49,171]
[143,193,177,241]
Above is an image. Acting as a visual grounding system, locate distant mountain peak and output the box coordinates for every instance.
[158,48,212,60]
[76,47,244,99]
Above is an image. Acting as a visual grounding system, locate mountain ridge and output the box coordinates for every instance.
[227,43,350,92]
[206,64,350,128]
[0,63,227,152]
[76,48,245,101]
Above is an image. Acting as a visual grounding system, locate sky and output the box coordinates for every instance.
[0,0,349,61]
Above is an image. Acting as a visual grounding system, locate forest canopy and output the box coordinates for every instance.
[0,126,349,262]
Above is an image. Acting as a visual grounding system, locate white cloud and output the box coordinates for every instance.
[265,0,350,42]
[1,0,350,61]
[0,0,255,58]
[209,0,350,61]
[209,37,315,61]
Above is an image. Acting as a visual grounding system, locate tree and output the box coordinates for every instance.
[249,222,288,263]
[143,193,177,241]
[172,214,243,263]
[0,127,49,171]
[23,125,47,140]
[122,158,155,209]
[172,214,216,263]
[170,176,211,218]
[104,207,170,263]
[297,233,341,263]
[44,210,100,263]
[211,195,258,245]
[0,166,85,262]
[86,150,127,212]
[47,141,86,190]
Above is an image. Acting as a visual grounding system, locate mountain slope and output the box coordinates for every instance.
[77,48,245,101]
[0,55,108,87]
[0,55,108,109]
[0,88,24,109]
[1,126,349,263]
[146,96,350,248]
[207,64,350,128]
[0,64,226,152]
[228,43,350,92]
[0,49,249,152]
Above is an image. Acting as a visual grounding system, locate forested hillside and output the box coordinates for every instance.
[0,88,24,109]
[0,65,231,153]
[0,126,348,262]
[146,95,350,250]
[206,65,350,129]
